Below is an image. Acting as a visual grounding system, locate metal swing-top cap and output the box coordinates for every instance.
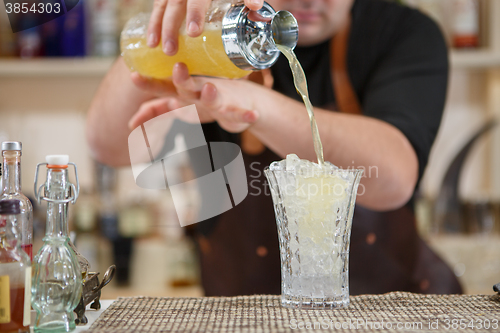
[2,141,22,151]
[221,2,298,71]
[46,155,69,166]
[35,155,80,204]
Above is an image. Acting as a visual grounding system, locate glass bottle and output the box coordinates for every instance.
[35,156,90,281]
[0,199,31,333]
[120,0,298,79]
[0,142,34,260]
[451,0,479,48]
[31,155,83,333]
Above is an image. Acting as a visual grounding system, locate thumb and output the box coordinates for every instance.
[244,0,264,11]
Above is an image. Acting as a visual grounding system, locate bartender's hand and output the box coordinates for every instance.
[148,0,264,55]
[129,63,262,132]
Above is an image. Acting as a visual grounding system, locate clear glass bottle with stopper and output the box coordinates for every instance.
[120,0,298,79]
[31,155,84,333]
[0,141,33,260]
[0,199,31,333]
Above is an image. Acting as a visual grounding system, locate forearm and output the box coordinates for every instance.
[250,90,418,211]
[112,67,419,210]
[86,58,155,166]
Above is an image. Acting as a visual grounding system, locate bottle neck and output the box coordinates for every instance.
[2,151,22,194]
[45,168,70,239]
[0,214,21,251]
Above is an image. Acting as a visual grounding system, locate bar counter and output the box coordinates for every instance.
[82,292,499,332]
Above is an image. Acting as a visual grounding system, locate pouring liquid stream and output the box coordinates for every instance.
[276,45,325,166]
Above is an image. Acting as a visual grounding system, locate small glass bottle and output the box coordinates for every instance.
[0,199,31,333]
[120,0,298,79]
[32,155,83,333]
[0,141,34,260]
[452,0,479,48]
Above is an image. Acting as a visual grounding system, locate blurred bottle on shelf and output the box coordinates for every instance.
[18,23,43,58]
[8,1,42,57]
[90,0,119,56]
[1,0,150,57]
[95,162,133,285]
[167,234,200,288]
[451,0,480,48]
[0,142,33,261]
[41,16,65,56]
[118,194,153,238]
[73,189,100,270]
[61,0,88,56]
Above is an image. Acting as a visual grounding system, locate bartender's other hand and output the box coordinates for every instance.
[130,63,260,133]
[147,0,264,55]
[128,97,216,129]
[172,63,259,133]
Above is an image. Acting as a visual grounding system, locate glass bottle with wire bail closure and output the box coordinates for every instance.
[31,155,83,333]
[0,199,31,333]
[0,141,34,260]
[120,0,298,79]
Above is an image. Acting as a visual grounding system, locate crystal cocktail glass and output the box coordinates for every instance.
[265,162,363,309]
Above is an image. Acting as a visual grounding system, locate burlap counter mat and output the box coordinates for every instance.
[86,292,499,333]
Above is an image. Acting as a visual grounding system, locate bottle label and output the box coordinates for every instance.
[453,0,479,34]
[24,267,31,326]
[0,275,10,323]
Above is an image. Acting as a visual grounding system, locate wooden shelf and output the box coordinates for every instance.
[450,49,500,69]
[0,57,115,77]
[0,49,499,78]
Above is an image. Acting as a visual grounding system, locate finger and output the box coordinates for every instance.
[129,97,181,130]
[242,109,259,123]
[131,72,177,96]
[185,0,210,37]
[198,82,219,119]
[199,82,219,108]
[244,0,264,11]
[172,62,202,100]
[161,0,187,55]
[200,83,259,124]
[147,0,168,48]
[219,106,259,125]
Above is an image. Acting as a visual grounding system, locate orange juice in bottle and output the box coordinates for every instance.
[120,1,298,79]
[121,18,250,79]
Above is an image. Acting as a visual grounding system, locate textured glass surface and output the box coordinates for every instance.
[32,168,82,332]
[265,159,362,309]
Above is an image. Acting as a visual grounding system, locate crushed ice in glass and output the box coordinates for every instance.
[265,154,363,307]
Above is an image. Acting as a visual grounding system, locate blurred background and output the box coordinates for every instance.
[0,0,499,297]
